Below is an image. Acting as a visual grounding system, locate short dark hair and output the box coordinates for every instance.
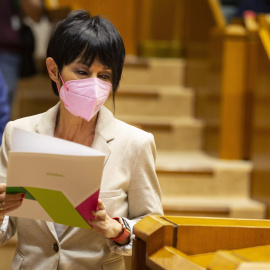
[46,10,125,100]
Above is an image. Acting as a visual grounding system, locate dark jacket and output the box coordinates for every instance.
[235,0,270,16]
[0,71,10,144]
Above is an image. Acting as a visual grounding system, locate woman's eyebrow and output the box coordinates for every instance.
[75,60,88,66]
[103,68,112,72]
[75,60,112,71]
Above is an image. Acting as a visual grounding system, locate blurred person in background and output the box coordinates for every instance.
[0,0,43,108]
[0,70,10,145]
[235,0,270,17]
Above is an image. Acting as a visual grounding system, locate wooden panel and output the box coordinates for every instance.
[133,216,270,269]
[177,226,270,255]
[163,216,270,255]
[132,238,151,270]
[56,0,140,55]
[164,216,270,227]
[183,0,225,58]
[149,0,184,41]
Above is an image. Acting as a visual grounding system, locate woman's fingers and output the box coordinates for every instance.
[0,183,6,194]
[0,199,23,216]
[0,193,24,202]
[0,199,23,211]
[92,209,107,220]
[0,183,25,215]
[91,199,107,220]
[88,199,123,238]
[97,199,105,210]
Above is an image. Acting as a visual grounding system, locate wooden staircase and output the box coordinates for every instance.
[111,56,266,219]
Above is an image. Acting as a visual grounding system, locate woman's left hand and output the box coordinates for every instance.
[88,199,123,239]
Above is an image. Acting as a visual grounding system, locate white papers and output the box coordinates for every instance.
[6,128,105,229]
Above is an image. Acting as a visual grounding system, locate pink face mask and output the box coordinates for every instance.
[58,74,111,121]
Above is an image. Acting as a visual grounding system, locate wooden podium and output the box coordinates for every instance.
[132,215,270,269]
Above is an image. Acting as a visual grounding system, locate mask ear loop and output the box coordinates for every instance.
[58,72,69,91]
[58,72,69,107]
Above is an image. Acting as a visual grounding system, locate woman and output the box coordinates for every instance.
[0,10,163,269]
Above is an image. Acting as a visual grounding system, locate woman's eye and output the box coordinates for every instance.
[76,70,88,76]
[99,74,111,80]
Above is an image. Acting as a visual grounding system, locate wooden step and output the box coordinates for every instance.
[162,197,265,219]
[156,151,252,198]
[116,116,204,151]
[106,85,194,117]
[12,75,58,120]
[121,57,186,87]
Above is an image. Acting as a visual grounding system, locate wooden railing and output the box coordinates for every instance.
[219,25,250,159]
[132,215,270,270]
[219,14,270,161]
[219,12,260,160]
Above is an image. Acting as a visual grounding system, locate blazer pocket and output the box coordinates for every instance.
[99,190,121,218]
[11,249,25,270]
[101,256,125,270]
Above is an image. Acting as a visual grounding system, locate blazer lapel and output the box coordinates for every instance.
[91,106,115,166]
[36,102,59,136]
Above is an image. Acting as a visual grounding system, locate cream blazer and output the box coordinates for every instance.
[0,104,163,270]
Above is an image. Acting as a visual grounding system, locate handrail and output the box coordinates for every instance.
[244,12,259,32]
[259,28,270,62]
[208,0,227,29]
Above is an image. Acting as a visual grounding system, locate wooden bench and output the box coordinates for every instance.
[132,215,270,269]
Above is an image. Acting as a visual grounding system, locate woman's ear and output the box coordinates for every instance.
[46,57,59,84]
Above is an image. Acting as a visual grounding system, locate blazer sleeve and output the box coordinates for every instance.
[107,132,163,255]
[127,132,163,220]
[0,121,12,183]
[0,121,16,246]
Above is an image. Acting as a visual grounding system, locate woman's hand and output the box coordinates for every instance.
[88,199,129,245]
[0,183,24,216]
